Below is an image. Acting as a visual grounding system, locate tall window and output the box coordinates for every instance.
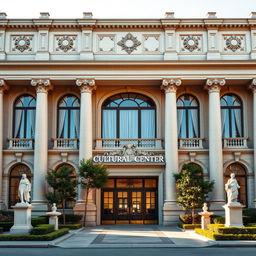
[221,94,243,138]
[177,94,199,138]
[9,164,32,208]
[102,93,156,139]
[57,95,80,139]
[13,95,36,139]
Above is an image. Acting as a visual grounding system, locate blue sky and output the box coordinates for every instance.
[1,0,255,18]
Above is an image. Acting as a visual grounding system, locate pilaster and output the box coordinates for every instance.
[0,28,6,60]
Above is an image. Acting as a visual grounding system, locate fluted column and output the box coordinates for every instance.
[0,80,8,209]
[205,78,226,209]
[31,79,51,213]
[161,78,181,225]
[249,79,256,206]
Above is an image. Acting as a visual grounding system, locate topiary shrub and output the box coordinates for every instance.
[31,216,48,227]
[179,214,201,224]
[59,214,83,224]
[30,224,55,235]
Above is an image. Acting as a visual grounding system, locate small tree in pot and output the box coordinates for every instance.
[78,159,109,227]
[174,163,214,224]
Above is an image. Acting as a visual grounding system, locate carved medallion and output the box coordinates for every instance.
[13,36,32,52]
[117,33,141,54]
[224,36,243,52]
[181,36,200,52]
[56,36,75,52]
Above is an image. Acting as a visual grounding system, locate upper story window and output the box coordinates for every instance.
[177,94,200,138]
[57,95,80,139]
[221,94,243,138]
[102,93,156,139]
[13,95,36,139]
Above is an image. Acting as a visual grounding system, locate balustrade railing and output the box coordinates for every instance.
[178,138,204,149]
[95,138,163,149]
[8,138,34,149]
[223,138,248,149]
[53,138,79,150]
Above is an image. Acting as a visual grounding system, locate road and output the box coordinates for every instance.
[1,248,256,256]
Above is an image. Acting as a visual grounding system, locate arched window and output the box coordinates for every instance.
[13,95,36,138]
[102,93,156,140]
[224,163,247,206]
[221,94,243,138]
[9,164,32,208]
[57,95,80,139]
[55,164,76,209]
[177,95,200,138]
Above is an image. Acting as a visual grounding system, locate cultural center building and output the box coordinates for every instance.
[0,11,256,226]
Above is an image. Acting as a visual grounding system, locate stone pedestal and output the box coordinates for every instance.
[46,212,61,230]
[199,212,213,230]
[10,203,33,234]
[223,203,245,228]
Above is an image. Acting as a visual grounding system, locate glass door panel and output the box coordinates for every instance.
[117,191,129,221]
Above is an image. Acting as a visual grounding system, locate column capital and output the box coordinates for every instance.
[31,79,52,93]
[0,79,9,93]
[249,79,256,92]
[76,79,96,93]
[205,78,226,92]
[161,78,181,93]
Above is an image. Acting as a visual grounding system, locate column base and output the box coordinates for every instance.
[31,201,49,217]
[73,201,97,226]
[162,201,182,226]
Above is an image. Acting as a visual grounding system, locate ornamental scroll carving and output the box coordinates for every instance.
[31,79,51,93]
[224,35,244,52]
[249,79,256,92]
[205,79,226,93]
[12,36,33,52]
[76,79,96,93]
[56,35,76,52]
[181,35,201,52]
[117,33,141,54]
[0,80,8,93]
[161,79,182,93]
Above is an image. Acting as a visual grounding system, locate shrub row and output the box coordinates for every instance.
[30,224,55,235]
[195,228,256,240]
[59,223,82,229]
[0,228,69,241]
[0,222,13,231]
[31,217,48,227]
[178,223,201,230]
[208,224,256,234]
[0,227,3,234]
[59,214,83,224]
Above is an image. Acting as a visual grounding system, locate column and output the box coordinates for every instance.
[31,79,51,214]
[205,78,226,210]
[0,80,8,209]
[249,79,256,206]
[74,79,96,226]
[161,78,181,225]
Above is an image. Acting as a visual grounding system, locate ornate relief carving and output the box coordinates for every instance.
[161,79,182,93]
[56,35,76,52]
[12,36,33,52]
[117,33,141,54]
[76,79,96,93]
[205,79,226,93]
[249,79,256,92]
[143,35,160,52]
[224,35,244,52]
[98,35,115,52]
[181,35,201,52]
[0,79,8,92]
[31,79,51,93]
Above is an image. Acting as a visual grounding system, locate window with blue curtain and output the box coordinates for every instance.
[102,93,156,140]
[13,95,36,139]
[177,94,200,138]
[57,95,80,139]
[221,94,243,138]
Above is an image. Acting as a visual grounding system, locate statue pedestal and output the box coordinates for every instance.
[46,211,62,230]
[10,203,33,234]
[199,212,213,230]
[223,203,245,228]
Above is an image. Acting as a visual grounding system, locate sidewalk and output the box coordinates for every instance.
[0,226,256,248]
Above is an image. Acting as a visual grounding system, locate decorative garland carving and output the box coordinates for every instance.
[181,36,201,52]
[224,36,244,52]
[13,36,32,52]
[31,79,51,93]
[161,79,182,93]
[205,79,226,93]
[76,79,96,93]
[117,33,141,54]
[56,36,76,52]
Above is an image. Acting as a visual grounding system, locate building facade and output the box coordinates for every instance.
[0,11,256,226]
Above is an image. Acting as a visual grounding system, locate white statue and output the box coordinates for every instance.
[18,174,31,204]
[225,173,240,204]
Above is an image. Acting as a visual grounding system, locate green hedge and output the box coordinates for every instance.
[0,228,69,241]
[212,216,225,224]
[31,217,48,227]
[195,228,256,240]
[208,224,256,234]
[178,223,201,229]
[30,224,55,235]
[0,222,13,231]
[179,214,201,224]
[0,227,3,234]
[247,223,256,227]
[59,214,83,224]
[59,223,82,229]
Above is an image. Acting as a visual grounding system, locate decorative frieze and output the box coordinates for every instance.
[76,79,96,93]
[205,78,226,92]
[161,79,182,93]
[223,35,245,53]
[143,35,160,52]
[98,35,115,52]
[55,35,76,53]
[31,79,51,93]
[180,35,202,52]
[12,35,33,53]
[117,33,141,54]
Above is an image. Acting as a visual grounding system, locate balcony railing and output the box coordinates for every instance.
[178,138,204,149]
[95,138,163,149]
[53,138,79,150]
[8,138,34,150]
[223,138,248,149]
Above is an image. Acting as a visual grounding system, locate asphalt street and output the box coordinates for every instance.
[0,248,256,256]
